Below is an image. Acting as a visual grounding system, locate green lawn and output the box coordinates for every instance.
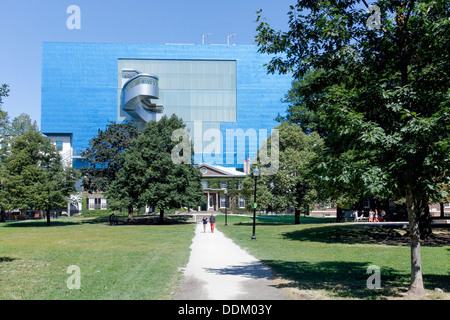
[216,214,450,300]
[1,214,448,300]
[0,216,195,300]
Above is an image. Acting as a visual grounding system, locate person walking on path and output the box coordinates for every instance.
[202,215,208,233]
[209,213,216,233]
[174,221,287,300]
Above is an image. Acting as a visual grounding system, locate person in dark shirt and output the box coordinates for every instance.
[209,214,216,233]
[202,215,208,233]
[109,213,116,226]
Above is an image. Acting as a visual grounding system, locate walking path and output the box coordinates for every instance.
[174,215,287,300]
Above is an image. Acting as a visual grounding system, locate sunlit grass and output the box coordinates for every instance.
[217,214,450,299]
[0,216,195,300]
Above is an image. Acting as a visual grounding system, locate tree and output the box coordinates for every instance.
[256,1,449,295]
[242,122,323,223]
[7,113,39,138]
[81,121,139,194]
[0,85,42,222]
[274,123,323,223]
[0,84,9,106]
[2,129,79,226]
[108,115,203,223]
[0,84,10,159]
[0,84,9,221]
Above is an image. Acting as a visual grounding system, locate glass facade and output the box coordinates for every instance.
[41,43,293,169]
[118,59,236,124]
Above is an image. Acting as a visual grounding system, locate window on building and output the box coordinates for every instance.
[444,203,450,208]
[101,198,108,210]
[239,198,245,208]
[88,198,95,210]
[236,181,242,190]
[201,181,208,189]
[220,196,226,208]
[88,198,107,210]
[220,181,227,189]
[56,140,63,151]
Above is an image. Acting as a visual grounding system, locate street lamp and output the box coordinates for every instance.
[224,188,228,226]
[251,165,260,240]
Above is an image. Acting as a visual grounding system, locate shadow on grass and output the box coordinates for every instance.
[0,257,17,263]
[1,219,99,227]
[282,224,450,247]
[1,214,195,228]
[205,261,273,280]
[233,215,331,226]
[119,215,195,225]
[263,259,449,299]
[262,259,409,299]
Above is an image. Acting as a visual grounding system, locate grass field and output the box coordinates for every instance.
[1,214,448,300]
[0,215,195,300]
[216,214,450,300]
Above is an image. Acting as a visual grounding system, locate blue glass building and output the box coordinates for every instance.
[41,43,292,170]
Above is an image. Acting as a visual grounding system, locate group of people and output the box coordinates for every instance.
[353,209,386,222]
[202,213,216,233]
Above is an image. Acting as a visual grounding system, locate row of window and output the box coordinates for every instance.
[87,196,245,210]
[201,181,243,190]
[219,196,245,208]
[88,198,108,210]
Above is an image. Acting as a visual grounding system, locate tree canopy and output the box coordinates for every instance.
[107,115,203,223]
[81,121,139,194]
[256,0,449,296]
[243,122,324,223]
[1,129,79,226]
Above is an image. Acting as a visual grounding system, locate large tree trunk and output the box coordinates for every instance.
[159,209,164,224]
[294,207,301,224]
[46,206,51,226]
[336,206,343,223]
[405,188,426,296]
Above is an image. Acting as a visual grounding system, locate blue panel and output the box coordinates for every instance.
[41,43,292,169]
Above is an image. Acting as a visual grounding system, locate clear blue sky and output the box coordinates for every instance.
[0,0,295,128]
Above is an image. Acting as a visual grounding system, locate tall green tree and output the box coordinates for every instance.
[256,0,449,295]
[0,85,42,222]
[243,122,323,223]
[0,84,9,107]
[0,84,10,221]
[0,84,10,157]
[7,113,39,138]
[108,115,203,223]
[81,121,139,193]
[2,129,79,226]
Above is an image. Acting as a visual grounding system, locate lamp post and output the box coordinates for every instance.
[251,166,260,240]
[224,188,228,226]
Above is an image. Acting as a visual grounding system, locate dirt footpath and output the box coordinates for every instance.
[174,220,287,300]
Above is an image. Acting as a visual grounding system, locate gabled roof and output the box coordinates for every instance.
[197,163,247,178]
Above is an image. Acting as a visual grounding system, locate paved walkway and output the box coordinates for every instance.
[174,216,287,300]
